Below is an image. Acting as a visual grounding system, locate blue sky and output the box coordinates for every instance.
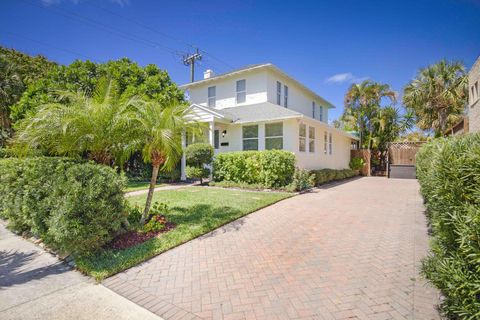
[1,0,479,121]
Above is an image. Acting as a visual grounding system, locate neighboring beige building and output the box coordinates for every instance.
[468,56,480,133]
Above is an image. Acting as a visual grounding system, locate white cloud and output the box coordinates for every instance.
[325,72,354,83]
[325,72,369,84]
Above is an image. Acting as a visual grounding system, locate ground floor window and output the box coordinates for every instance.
[324,131,328,154]
[214,130,219,149]
[299,123,306,152]
[329,132,333,155]
[242,125,258,150]
[309,126,315,153]
[265,122,283,150]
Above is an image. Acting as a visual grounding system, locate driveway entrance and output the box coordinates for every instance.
[104,178,440,320]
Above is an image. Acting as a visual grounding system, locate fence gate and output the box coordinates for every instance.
[387,142,424,179]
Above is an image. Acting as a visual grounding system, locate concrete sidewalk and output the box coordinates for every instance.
[0,223,162,320]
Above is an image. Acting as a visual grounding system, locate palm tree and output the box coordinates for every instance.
[14,77,134,165]
[403,60,467,136]
[128,99,203,223]
[343,80,396,149]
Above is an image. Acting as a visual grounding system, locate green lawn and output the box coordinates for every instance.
[76,186,292,280]
[125,180,164,192]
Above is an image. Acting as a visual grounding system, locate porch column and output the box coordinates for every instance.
[181,129,187,181]
[209,119,215,147]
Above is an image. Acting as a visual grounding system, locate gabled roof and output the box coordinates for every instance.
[180,63,336,109]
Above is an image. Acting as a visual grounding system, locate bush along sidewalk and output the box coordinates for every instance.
[0,157,127,258]
[416,133,480,319]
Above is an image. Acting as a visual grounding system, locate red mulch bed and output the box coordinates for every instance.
[109,222,176,250]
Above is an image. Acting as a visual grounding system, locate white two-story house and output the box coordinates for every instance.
[179,63,357,180]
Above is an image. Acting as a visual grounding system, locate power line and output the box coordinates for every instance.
[5,32,98,61]
[21,0,187,58]
[82,0,236,71]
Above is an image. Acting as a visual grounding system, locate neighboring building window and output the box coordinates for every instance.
[329,132,333,155]
[236,79,246,104]
[309,126,315,153]
[319,106,324,122]
[208,86,216,107]
[299,123,306,152]
[312,101,316,119]
[242,125,258,150]
[276,81,282,105]
[324,131,328,154]
[284,85,289,108]
[473,81,479,104]
[214,130,219,149]
[265,122,283,150]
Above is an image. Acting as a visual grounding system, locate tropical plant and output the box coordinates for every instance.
[403,60,467,136]
[343,80,397,149]
[185,143,214,184]
[128,99,203,223]
[13,77,134,165]
[349,157,365,171]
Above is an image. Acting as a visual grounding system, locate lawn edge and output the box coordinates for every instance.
[79,191,295,282]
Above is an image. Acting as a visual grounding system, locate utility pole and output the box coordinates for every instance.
[183,48,202,83]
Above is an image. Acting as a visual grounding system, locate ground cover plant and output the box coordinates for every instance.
[416,133,480,319]
[76,186,291,280]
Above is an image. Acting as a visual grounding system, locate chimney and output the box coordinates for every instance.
[203,69,214,79]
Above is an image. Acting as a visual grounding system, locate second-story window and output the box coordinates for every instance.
[319,106,324,122]
[236,79,246,104]
[276,81,282,105]
[284,85,289,108]
[208,86,216,107]
[312,101,316,119]
[329,132,333,155]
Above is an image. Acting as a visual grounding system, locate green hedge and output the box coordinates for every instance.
[311,168,358,186]
[416,133,480,318]
[213,150,296,188]
[0,157,127,256]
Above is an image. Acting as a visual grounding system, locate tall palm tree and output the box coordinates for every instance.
[128,99,203,223]
[403,60,467,136]
[14,77,134,165]
[343,80,396,149]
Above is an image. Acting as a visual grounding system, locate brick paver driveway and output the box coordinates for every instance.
[104,178,440,320]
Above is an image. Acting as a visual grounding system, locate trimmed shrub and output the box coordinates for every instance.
[213,150,296,188]
[416,133,480,318]
[185,166,210,182]
[185,143,214,167]
[311,168,357,186]
[349,157,365,171]
[0,157,127,256]
[286,168,315,192]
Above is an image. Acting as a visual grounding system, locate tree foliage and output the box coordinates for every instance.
[0,46,55,144]
[403,60,467,136]
[11,58,184,124]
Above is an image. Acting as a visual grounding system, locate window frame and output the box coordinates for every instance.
[319,105,324,122]
[236,79,246,104]
[312,101,316,119]
[214,129,219,149]
[284,85,289,108]
[324,131,328,154]
[265,122,283,150]
[299,123,306,152]
[276,81,282,105]
[242,124,258,150]
[207,86,216,108]
[329,132,333,155]
[309,126,315,153]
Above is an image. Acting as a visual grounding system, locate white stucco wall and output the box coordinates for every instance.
[212,118,353,170]
[188,71,268,109]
